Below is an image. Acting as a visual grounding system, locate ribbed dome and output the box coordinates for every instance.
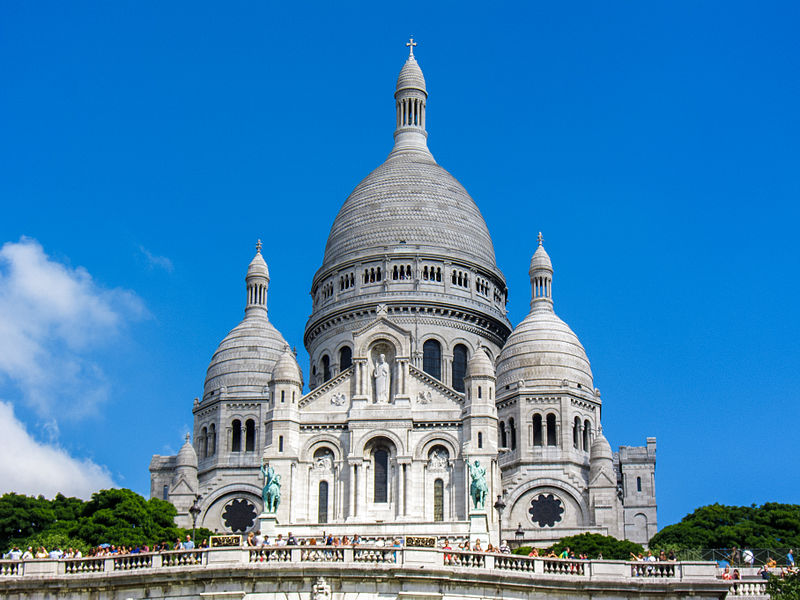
[529,239,552,273]
[396,56,426,93]
[203,313,288,399]
[496,309,593,391]
[466,348,495,378]
[273,347,303,385]
[321,153,498,269]
[247,248,269,279]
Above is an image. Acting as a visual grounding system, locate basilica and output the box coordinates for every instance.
[150,44,657,547]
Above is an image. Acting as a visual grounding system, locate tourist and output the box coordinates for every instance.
[275,534,285,547]
[262,535,271,547]
[721,566,733,580]
[473,539,483,552]
[767,557,777,568]
[486,544,495,553]
[668,550,676,561]
[787,549,795,567]
[733,569,741,580]
[246,532,256,546]
[22,547,33,560]
[7,546,22,560]
[743,548,755,566]
[442,538,453,562]
[559,547,570,559]
[35,547,48,559]
[527,548,539,557]
[287,532,298,545]
[182,535,195,550]
[659,550,668,561]
[254,531,264,546]
[596,552,603,560]
[499,540,511,554]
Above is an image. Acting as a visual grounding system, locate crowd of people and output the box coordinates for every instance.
[2,535,208,561]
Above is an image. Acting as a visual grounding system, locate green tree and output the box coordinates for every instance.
[0,493,57,551]
[768,572,800,600]
[551,533,644,560]
[649,503,800,550]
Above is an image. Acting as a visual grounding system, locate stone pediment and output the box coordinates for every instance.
[352,311,412,357]
[299,367,353,409]
[170,476,196,496]
[408,364,464,407]
[589,469,616,488]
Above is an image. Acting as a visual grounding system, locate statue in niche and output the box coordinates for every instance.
[373,353,391,403]
[314,449,334,472]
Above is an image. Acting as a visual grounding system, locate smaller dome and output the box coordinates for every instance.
[176,434,198,469]
[529,234,552,274]
[590,431,613,462]
[247,241,269,279]
[273,347,303,385]
[396,56,426,94]
[466,348,495,379]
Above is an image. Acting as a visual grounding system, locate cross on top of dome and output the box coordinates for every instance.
[406,37,417,57]
[537,232,543,247]
[256,239,262,254]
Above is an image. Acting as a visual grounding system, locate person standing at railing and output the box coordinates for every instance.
[787,549,795,568]
[22,547,33,560]
[182,535,195,550]
[442,539,453,563]
[743,548,755,566]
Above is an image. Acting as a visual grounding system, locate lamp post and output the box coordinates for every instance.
[515,523,524,547]
[493,494,506,547]
[189,495,202,544]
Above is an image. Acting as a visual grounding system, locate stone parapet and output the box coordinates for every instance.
[0,547,729,600]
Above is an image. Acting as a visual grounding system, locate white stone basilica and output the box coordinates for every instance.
[150,44,657,547]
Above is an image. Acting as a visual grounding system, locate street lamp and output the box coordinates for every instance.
[493,494,506,547]
[515,523,524,546]
[189,495,202,543]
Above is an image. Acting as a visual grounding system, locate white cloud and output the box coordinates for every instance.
[137,245,174,272]
[0,400,115,498]
[0,237,146,417]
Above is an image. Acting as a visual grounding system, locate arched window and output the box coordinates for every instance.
[374,448,389,503]
[231,419,242,452]
[583,419,591,451]
[201,427,208,458]
[637,476,642,493]
[499,421,507,448]
[209,424,216,456]
[322,355,331,382]
[245,419,255,452]
[478,432,483,449]
[339,346,352,370]
[533,414,543,446]
[452,344,468,392]
[509,418,516,450]
[546,413,558,447]
[573,417,580,449]
[434,479,444,522]
[423,339,442,380]
[318,481,329,523]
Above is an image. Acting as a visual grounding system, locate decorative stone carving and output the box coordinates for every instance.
[313,449,334,472]
[331,392,346,406]
[427,447,449,471]
[417,390,432,404]
[313,576,331,600]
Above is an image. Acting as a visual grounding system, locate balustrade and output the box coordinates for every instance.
[629,561,677,578]
[542,557,586,575]
[0,560,23,576]
[728,581,768,597]
[160,550,204,567]
[114,554,153,571]
[63,557,105,573]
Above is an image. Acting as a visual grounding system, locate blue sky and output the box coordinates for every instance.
[0,1,798,528]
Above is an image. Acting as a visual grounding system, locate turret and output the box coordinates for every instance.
[246,240,269,316]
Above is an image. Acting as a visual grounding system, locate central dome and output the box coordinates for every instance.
[321,152,497,270]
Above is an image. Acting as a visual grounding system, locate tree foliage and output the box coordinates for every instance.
[0,489,205,552]
[768,572,800,600]
[649,503,800,550]
[513,533,644,560]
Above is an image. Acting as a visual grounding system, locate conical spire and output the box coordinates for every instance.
[392,38,430,156]
[529,232,554,311]
[246,239,269,315]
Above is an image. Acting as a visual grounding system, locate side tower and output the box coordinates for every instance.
[495,235,656,546]
[151,242,295,533]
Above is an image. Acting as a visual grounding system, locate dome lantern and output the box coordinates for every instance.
[246,239,269,315]
[392,38,429,156]
[529,232,553,311]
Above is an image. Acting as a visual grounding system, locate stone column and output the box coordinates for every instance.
[349,463,357,519]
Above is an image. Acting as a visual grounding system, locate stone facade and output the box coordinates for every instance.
[150,46,657,547]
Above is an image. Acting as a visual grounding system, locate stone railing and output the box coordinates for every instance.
[0,547,720,583]
[727,581,769,597]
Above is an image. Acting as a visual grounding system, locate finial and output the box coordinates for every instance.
[406,37,417,57]
[537,232,543,247]
[256,239,262,254]
[185,432,190,443]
